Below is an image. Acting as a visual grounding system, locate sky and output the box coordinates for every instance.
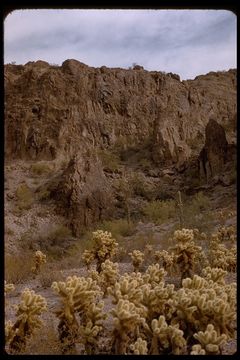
[4,9,236,80]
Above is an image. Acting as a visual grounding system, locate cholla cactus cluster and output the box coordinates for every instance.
[31,250,47,275]
[216,225,236,243]
[150,315,186,354]
[170,229,203,281]
[51,275,105,354]
[111,299,146,354]
[129,250,144,271]
[208,234,236,272]
[5,222,236,355]
[5,289,47,353]
[154,250,175,275]
[87,230,118,272]
[130,337,148,354]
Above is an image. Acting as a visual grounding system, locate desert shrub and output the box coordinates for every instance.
[20,230,37,250]
[190,191,210,211]
[37,188,51,201]
[143,199,176,224]
[38,264,65,288]
[39,225,72,254]
[5,227,14,236]
[129,173,153,200]
[23,321,62,355]
[98,149,121,172]
[30,162,52,176]
[138,158,152,171]
[100,218,136,239]
[180,192,213,232]
[15,183,34,210]
[5,252,34,284]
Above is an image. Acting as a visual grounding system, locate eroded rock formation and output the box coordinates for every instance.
[4,60,237,230]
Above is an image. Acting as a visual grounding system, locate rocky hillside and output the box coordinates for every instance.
[4,60,237,237]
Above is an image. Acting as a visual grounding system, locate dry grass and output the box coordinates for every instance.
[23,321,62,355]
[38,263,65,288]
[5,252,34,284]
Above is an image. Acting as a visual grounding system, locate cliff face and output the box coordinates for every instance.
[5,59,236,164]
[4,59,237,233]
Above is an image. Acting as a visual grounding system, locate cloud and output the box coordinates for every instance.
[4,9,236,79]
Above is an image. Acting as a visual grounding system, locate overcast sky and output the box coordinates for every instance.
[4,9,236,80]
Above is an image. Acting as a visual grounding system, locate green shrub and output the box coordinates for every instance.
[181,192,213,232]
[98,149,121,172]
[139,158,152,171]
[16,183,34,210]
[30,162,52,176]
[100,218,136,239]
[143,199,176,224]
[37,189,51,201]
[46,225,72,246]
[129,173,152,199]
[190,191,210,211]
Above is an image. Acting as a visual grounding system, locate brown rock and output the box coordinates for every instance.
[51,153,114,235]
[5,62,236,167]
[198,119,230,180]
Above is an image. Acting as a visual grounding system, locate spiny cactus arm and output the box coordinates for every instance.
[191,344,206,355]
[129,337,148,354]
[4,281,15,295]
[143,263,166,286]
[193,324,227,355]
[7,289,47,353]
[173,228,194,243]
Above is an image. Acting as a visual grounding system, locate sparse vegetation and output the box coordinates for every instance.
[15,183,34,210]
[143,199,176,224]
[100,218,136,239]
[97,149,121,172]
[5,252,34,284]
[30,162,52,176]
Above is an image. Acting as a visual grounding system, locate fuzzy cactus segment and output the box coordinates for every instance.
[6,289,47,353]
[31,250,47,275]
[111,299,147,354]
[52,275,103,353]
[130,337,148,354]
[129,250,144,271]
[193,323,227,355]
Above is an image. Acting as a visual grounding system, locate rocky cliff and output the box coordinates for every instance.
[4,60,237,234]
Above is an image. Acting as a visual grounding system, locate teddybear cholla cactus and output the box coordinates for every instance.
[129,250,144,271]
[154,250,175,275]
[90,230,118,272]
[150,315,186,355]
[130,337,148,354]
[5,289,47,353]
[170,229,202,282]
[100,259,119,297]
[169,274,237,341]
[193,324,227,355]
[31,250,47,275]
[111,299,147,354]
[208,233,236,272]
[4,281,15,295]
[82,250,94,270]
[52,275,106,354]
